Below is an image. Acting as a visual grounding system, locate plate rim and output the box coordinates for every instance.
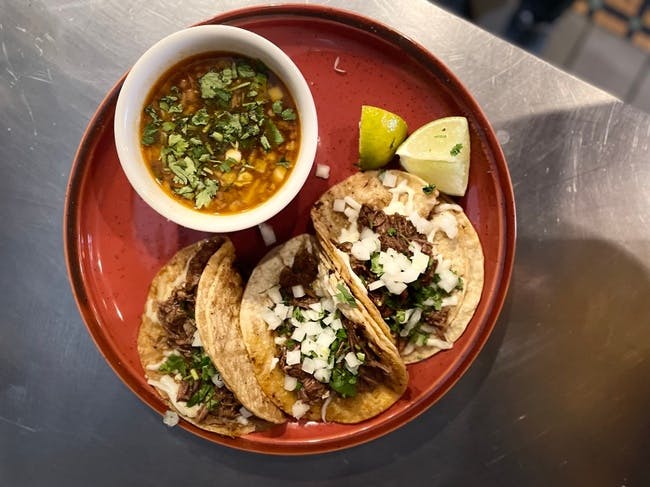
[63,3,516,455]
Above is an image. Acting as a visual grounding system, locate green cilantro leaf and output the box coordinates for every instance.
[450,143,463,156]
[195,178,219,209]
[280,108,296,121]
[370,252,383,275]
[277,156,291,168]
[336,283,357,307]
[272,100,283,114]
[422,184,436,195]
[330,367,357,398]
[141,122,159,146]
[191,108,210,126]
[266,119,284,145]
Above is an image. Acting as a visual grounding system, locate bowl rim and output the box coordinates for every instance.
[113,24,318,233]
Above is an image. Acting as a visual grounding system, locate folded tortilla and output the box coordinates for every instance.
[138,237,285,436]
[311,170,484,363]
[239,234,408,423]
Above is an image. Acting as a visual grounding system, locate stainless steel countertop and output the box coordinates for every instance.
[2,0,649,485]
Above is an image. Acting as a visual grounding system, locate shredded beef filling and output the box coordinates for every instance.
[279,243,319,289]
[276,244,388,404]
[157,237,224,354]
[338,205,451,346]
[342,318,390,393]
[156,237,244,423]
[357,204,433,256]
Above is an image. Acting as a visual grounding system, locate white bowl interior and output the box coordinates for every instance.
[114,25,317,232]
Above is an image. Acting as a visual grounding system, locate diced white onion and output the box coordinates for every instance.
[315,164,330,179]
[303,321,323,336]
[236,416,250,425]
[333,199,347,212]
[344,207,359,220]
[437,268,459,293]
[400,308,422,337]
[321,298,336,313]
[239,407,253,418]
[303,309,320,321]
[191,330,202,347]
[301,338,318,356]
[314,367,332,383]
[267,286,283,304]
[274,336,287,345]
[286,349,301,365]
[258,222,277,246]
[292,400,310,419]
[409,212,433,236]
[441,295,459,307]
[343,196,361,211]
[316,328,336,349]
[302,357,317,374]
[308,302,323,313]
[274,303,290,320]
[383,279,407,295]
[292,285,305,298]
[211,373,224,388]
[426,337,453,349]
[368,280,385,291]
[382,172,397,187]
[344,351,362,373]
[269,357,279,371]
[351,240,371,261]
[329,318,342,330]
[163,410,179,427]
[262,308,282,330]
[411,251,430,275]
[291,326,307,342]
[284,375,298,391]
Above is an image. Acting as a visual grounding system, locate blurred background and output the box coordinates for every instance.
[431,0,650,113]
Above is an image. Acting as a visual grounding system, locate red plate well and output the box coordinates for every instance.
[64,5,515,455]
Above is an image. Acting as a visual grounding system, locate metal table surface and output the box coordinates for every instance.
[1,0,649,485]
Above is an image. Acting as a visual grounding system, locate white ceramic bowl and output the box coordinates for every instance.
[114,25,318,233]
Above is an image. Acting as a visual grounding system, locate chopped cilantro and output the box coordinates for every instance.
[195,178,219,209]
[336,283,357,307]
[191,108,210,126]
[422,184,436,195]
[450,143,463,156]
[370,252,383,275]
[387,227,397,237]
[141,122,159,146]
[292,307,305,322]
[260,135,271,151]
[330,367,357,398]
[237,64,256,78]
[158,354,187,376]
[280,108,296,121]
[272,100,283,114]
[277,156,291,168]
[267,119,284,145]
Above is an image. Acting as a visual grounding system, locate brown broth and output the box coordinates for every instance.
[139,52,300,214]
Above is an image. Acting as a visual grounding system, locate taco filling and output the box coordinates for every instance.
[332,184,464,356]
[142,238,252,426]
[261,243,390,417]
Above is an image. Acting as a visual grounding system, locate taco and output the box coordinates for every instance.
[138,237,285,436]
[239,234,408,423]
[310,170,484,364]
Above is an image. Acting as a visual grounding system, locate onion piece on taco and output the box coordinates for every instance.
[138,237,285,436]
[311,170,484,364]
[239,234,408,423]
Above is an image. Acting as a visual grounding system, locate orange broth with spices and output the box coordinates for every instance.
[139,52,300,214]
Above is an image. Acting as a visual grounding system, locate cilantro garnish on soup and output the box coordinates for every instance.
[140,53,300,213]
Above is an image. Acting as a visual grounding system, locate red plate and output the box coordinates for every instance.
[64,5,515,455]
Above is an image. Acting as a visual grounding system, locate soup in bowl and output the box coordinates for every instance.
[114,25,318,232]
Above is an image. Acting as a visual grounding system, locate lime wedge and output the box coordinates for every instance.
[358,106,408,170]
[396,116,470,196]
